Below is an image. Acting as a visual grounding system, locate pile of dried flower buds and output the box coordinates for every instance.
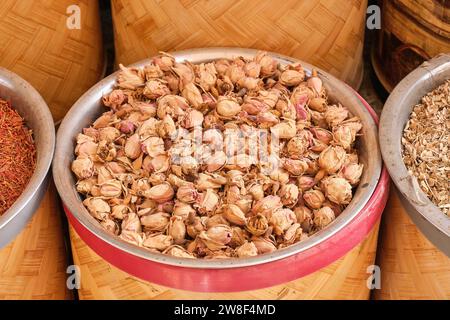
[72,51,364,259]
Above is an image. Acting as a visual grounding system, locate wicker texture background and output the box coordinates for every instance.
[112,0,367,88]
[0,0,104,122]
[374,187,450,300]
[0,182,72,300]
[69,222,379,300]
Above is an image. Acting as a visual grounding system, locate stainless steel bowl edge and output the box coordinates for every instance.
[54,47,382,268]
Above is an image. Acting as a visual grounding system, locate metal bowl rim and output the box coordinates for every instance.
[54,47,381,269]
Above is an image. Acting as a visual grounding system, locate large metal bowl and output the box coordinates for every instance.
[0,68,55,248]
[54,48,385,291]
[380,54,450,257]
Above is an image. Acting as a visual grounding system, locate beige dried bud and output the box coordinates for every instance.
[242,96,268,115]
[119,230,144,246]
[322,176,353,205]
[143,79,170,99]
[223,204,247,226]
[72,157,95,180]
[138,118,159,139]
[340,163,363,186]
[76,178,96,195]
[270,119,297,139]
[143,234,173,251]
[252,195,283,218]
[318,146,347,174]
[176,183,199,203]
[205,214,229,229]
[83,197,110,221]
[325,105,349,127]
[269,208,296,235]
[307,71,323,94]
[297,176,315,192]
[157,115,176,138]
[303,189,325,209]
[163,245,195,258]
[282,158,308,176]
[167,216,186,245]
[140,212,170,231]
[248,183,264,201]
[111,204,131,220]
[216,96,241,118]
[252,237,277,254]
[173,201,195,220]
[278,183,299,207]
[181,108,204,128]
[229,226,249,248]
[308,97,327,112]
[256,111,280,128]
[279,69,305,86]
[245,214,269,236]
[311,127,333,144]
[152,53,175,72]
[287,131,312,158]
[98,127,120,143]
[124,134,141,159]
[117,64,145,90]
[313,206,335,229]
[100,218,119,235]
[182,83,203,108]
[142,136,165,157]
[284,223,302,244]
[199,224,233,250]
[255,51,278,76]
[195,189,219,215]
[157,95,188,119]
[244,61,261,78]
[122,212,142,233]
[75,139,98,158]
[102,89,126,109]
[236,242,258,258]
[332,125,354,149]
[99,180,122,198]
[294,206,313,232]
[146,183,174,203]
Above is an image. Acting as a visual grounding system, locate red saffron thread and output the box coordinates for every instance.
[0,99,36,215]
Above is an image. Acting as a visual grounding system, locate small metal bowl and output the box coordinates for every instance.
[54,48,385,291]
[380,54,450,257]
[0,68,55,248]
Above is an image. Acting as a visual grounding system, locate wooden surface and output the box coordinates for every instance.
[69,221,380,300]
[0,0,104,122]
[0,182,72,300]
[112,0,367,88]
[374,186,450,300]
[373,0,450,91]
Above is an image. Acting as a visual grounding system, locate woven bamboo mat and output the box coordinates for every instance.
[0,0,104,122]
[111,0,367,88]
[374,186,450,300]
[0,182,72,300]
[69,221,379,300]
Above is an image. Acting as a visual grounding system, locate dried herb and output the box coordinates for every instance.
[0,99,36,215]
[402,80,450,216]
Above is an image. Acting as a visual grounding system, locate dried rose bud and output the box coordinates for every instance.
[96,141,116,162]
[269,208,296,235]
[332,125,354,149]
[340,163,363,186]
[117,64,145,90]
[242,97,268,115]
[322,176,353,205]
[143,79,170,99]
[278,183,299,207]
[83,197,110,221]
[98,127,120,144]
[196,63,217,91]
[236,242,258,258]
[303,189,325,209]
[76,178,96,195]
[297,176,315,192]
[141,136,165,157]
[294,206,313,232]
[325,105,349,127]
[152,53,175,72]
[100,218,119,235]
[181,109,204,129]
[223,204,247,226]
[244,61,261,78]
[163,245,195,258]
[124,134,141,159]
[173,201,195,220]
[313,206,335,229]
[143,234,173,251]
[186,216,205,238]
[246,214,269,236]
[119,230,144,246]
[146,183,174,203]
[182,82,203,108]
[248,184,264,201]
[270,119,297,139]
[308,97,327,112]
[318,146,346,174]
[195,189,219,215]
[167,216,186,245]
[279,69,305,86]
[102,89,126,109]
[284,223,302,244]
[205,214,229,228]
[204,151,227,172]
[282,158,308,176]
[238,77,261,90]
[310,127,333,144]
[307,70,322,94]
[252,195,283,218]
[199,224,232,250]
[176,184,199,203]
[255,51,277,76]
[256,111,280,128]
[252,237,277,254]
[157,115,176,138]
[229,226,248,248]
[72,157,95,180]
[287,131,312,158]
[269,167,290,184]
[99,180,122,198]
[140,212,170,231]
[122,212,142,233]
[119,120,135,134]
[75,139,98,158]
[216,96,241,118]
[111,204,131,220]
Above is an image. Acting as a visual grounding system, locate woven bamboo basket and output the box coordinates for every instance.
[0,0,104,122]
[374,187,450,300]
[372,0,450,92]
[0,182,72,300]
[111,0,367,88]
[69,221,379,300]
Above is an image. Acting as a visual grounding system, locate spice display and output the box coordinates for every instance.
[402,80,450,216]
[0,99,36,215]
[71,52,364,259]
